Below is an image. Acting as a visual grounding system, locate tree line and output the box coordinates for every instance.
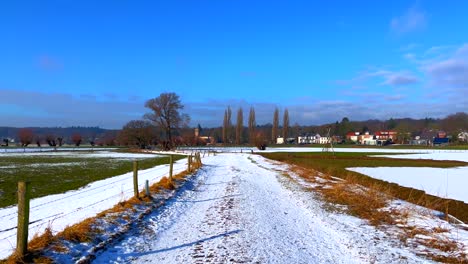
[3,91,467,149]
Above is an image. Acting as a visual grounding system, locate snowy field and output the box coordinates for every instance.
[348,166,468,203]
[0,147,117,153]
[0,152,186,259]
[0,150,162,159]
[348,151,468,204]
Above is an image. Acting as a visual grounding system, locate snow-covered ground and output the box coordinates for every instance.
[348,167,468,203]
[374,152,468,163]
[348,151,468,204]
[91,154,441,263]
[0,150,161,159]
[261,147,467,154]
[0,158,187,259]
[0,147,117,154]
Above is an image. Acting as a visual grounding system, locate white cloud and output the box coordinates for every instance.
[383,73,418,86]
[338,69,419,87]
[422,43,468,89]
[390,6,427,34]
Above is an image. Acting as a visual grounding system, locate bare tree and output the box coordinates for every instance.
[72,133,82,147]
[222,106,232,144]
[248,107,256,144]
[272,107,279,143]
[45,134,57,147]
[119,120,155,149]
[282,108,289,143]
[18,128,34,147]
[222,109,228,144]
[236,107,243,145]
[144,92,190,150]
[254,131,268,150]
[57,137,64,147]
[227,106,232,142]
[34,135,42,147]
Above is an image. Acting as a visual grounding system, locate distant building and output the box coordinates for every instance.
[358,132,376,145]
[276,137,284,144]
[375,131,397,141]
[433,137,449,146]
[345,132,360,142]
[410,136,429,145]
[458,131,468,142]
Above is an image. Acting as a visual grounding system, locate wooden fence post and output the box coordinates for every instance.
[17,181,31,259]
[169,155,174,181]
[133,160,139,199]
[188,155,192,172]
[145,180,150,197]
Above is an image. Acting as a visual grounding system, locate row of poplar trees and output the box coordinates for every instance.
[222,106,290,145]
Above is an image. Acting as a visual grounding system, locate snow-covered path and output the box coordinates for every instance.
[94,154,428,263]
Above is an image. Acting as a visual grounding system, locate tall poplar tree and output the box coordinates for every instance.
[236,107,243,145]
[248,107,256,144]
[272,107,279,143]
[222,106,232,144]
[282,108,289,143]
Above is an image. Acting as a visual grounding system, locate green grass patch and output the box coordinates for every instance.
[0,150,184,208]
[261,152,468,223]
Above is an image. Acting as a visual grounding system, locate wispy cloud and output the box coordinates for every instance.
[421,43,468,89]
[382,73,418,86]
[336,69,418,87]
[390,6,427,34]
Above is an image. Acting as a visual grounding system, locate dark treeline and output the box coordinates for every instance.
[0,126,117,145]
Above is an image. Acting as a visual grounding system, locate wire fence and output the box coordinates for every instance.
[0,155,192,250]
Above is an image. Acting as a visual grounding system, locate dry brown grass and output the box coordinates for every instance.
[4,228,58,264]
[320,181,396,226]
[158,177,175,190]
[57,218,98,243]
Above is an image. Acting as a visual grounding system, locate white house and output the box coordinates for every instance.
[459,131,468,142]
[318,136,331,144]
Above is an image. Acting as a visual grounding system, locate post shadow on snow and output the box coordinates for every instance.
[175,194,241,204]
[121,229,243,258]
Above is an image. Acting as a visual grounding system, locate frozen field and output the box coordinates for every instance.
[0,150,162,159]
[348,166,468,203]
[349,151,468,204]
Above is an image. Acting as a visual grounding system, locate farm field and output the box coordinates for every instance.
[346,150,468,206]
[260,150,468,223]
[0,150,189,259]
[0,150,183,208]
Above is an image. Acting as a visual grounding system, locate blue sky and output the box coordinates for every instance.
[0,1,467,128]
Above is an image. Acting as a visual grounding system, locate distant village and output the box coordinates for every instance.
[276,130,468,146]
